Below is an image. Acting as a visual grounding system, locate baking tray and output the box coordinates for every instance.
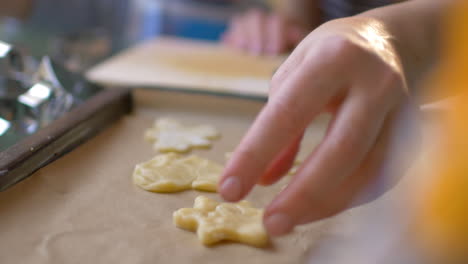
[0,88,132,191]
[0,89,339,264]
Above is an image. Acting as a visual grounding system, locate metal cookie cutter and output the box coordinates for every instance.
[0,40,132,191]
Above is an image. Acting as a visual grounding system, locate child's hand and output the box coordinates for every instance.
[221,9,308,55]
[219,17,419,236]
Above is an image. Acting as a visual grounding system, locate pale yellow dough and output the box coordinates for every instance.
[145,118,219,153]
[288,159,302,175]
[173,196,268,247]
[133,153,223,193]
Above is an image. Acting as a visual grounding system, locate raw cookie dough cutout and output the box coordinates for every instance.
[145,118,220,153]
[173,196,268,247]
[133,153,223,193]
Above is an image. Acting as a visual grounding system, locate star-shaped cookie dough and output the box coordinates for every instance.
[145,118,220,153]
[173,196,268,247]
[133,153,222,193]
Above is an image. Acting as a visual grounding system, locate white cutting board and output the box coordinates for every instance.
[86,37,285,98]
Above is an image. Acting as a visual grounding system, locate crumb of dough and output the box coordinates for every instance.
[145,118,220,153]
[133,153,222,193]
[288,160,302,175]
[173,196,268,247]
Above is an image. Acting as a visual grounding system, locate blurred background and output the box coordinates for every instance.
[0,0,274,149]
[0,0,274,73]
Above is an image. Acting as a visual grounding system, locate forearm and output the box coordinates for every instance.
[358,0,454,93]
[0,0,33,19]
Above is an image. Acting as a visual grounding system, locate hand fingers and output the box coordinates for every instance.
[224,15,247,50]
[268,34,329,96]
[219,51,340,202]
[223,10,306,55]
[350,101,421,206]
[259,132,304,186]
[303,103,415,217]
[268,41,308,96]
[267,14,287,55]
[224,10,300,55]
[264,95,388,236]
[245,9,267,54]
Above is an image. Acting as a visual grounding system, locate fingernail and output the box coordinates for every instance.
[220,177,242,202]
[265,213,293,236]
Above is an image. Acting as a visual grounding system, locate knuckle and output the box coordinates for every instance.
[364,66,406,108]
[303,35,362,73]
[382,69,405,97]
[381,68,405,92]
[270,55,303,95]
[321,35,360,61]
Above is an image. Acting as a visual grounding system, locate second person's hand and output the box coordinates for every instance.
[222,9,308,55]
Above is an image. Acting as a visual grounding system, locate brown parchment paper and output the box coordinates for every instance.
[0,90,336,264]
[0,89,443,264]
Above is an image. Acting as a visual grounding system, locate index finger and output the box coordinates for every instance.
[219,57,341,202]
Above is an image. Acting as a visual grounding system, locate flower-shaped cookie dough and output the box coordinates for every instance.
[145,118,220,153]
[133,153,222,193]
[173,196,268,247]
